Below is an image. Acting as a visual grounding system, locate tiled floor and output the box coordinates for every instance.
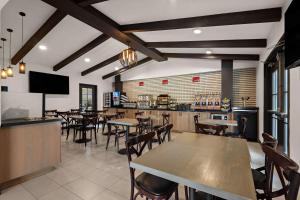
[0,130,270,200]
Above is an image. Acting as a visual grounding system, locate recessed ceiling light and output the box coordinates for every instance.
[115,67,119,71]
[39,45,47,50]
[206,50,213,55]
[84,58,91,63]
[193,29,202,34]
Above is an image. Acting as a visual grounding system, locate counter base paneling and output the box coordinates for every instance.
[0,121,61,187]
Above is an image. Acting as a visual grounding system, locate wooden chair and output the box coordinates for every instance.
[260,145,300,200]
[252,133,278,198]
[153,113,170,130]
[156,124,173,144]
[70,109,80,113]
[126,132,179,200]
[56,111,69,135]
[135,111,144,118]
[136,117,152,135]
[75,113,98,147]
[108,112,127,151]
[44,109,57,117]
[194,115,199,124]
[225,117,248,138]
[195,123,228,136]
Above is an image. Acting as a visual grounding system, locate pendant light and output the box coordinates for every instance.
[1,38,7,79]
[119,46,138,67]
[19,12,26,74]
[6,28,13,77]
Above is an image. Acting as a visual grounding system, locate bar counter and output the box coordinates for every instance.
[106,107,234,133]
[0,118,61,189]
[1,117,61,128]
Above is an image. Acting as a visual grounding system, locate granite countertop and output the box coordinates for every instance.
[1,117,61,128]
[108,107,229,113]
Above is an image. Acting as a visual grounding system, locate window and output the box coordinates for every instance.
[271,69,289,154]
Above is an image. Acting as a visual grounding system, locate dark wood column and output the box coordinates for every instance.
[114,75,123,92]
[221,60,233,100]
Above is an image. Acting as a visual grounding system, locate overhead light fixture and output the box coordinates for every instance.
[206,50,213,55]
[193,29,202,34]
[19,12,26,74]
[84,58,91,63]
[1,38,7,79]
[7,28,14,77]
[119,47,138,67]
[114,66,119,71]
[39,45,47,50]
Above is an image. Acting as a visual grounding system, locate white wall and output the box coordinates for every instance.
[121,58,257,81]
[257,0,300,168]
[0,64,113,112]
[290,67,300,165]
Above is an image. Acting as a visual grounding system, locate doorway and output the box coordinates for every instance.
[79,84,97,111]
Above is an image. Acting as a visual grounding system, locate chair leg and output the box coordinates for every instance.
[84,131,87,147]
[102,123,106,134]
[94,128,97,144]
[116,134,120,152]
[175,187,179,200]
[105,124,111,150]
[184,186,189,200]
[130,180,135,200]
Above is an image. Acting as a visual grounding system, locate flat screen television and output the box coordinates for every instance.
[29,71,69,94]
[285,0,300,69]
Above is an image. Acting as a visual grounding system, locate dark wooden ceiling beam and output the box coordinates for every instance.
[147,39,267,48]
[164,53,259,61]
[102,57,152,80]
[81,53,119,76]
[121,7,282,32]
[11,10,66,65]
[76,0,108,6]
[42,0,166,62]
[53,34,109,71]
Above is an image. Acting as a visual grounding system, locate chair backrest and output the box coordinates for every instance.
[262,133,278,149]
[195,123,227,135]
[239,117,248,138]
[71,109,80,113]
[137,117,151,134]
[162,113,170,125]
[82,113,98,126]
[126,132,156,182]
[135,111,144,118]
[262,145,300,200]
[116,111,125,119]
[194,115,199,124]
[195,123,212,134]
[157,124,173,144]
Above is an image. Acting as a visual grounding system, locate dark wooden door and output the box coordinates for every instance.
[79,84,97,111]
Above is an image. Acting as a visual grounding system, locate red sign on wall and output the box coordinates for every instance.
[162,79,169,85]
[192,76,200,82]
[139,82,144,86]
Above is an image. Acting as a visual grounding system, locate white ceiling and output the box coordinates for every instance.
[95,0,284,24]
[0,0,285,77]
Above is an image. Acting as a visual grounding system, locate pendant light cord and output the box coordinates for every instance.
[9,31,12,66]
[21,14,24,62]
[2,40,4,68]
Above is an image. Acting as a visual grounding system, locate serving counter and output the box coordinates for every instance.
[105,108,233,132]
[0,118,61,189]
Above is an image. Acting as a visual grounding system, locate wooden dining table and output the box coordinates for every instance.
[130,133,256,200]
[106,118,139,154]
